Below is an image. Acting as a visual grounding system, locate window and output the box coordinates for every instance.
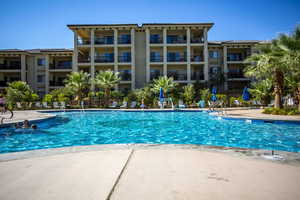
[37,58,46,66]
[37,75,45,83]
[209,51,219,59]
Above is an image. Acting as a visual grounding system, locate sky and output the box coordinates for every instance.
[0,0,299,49]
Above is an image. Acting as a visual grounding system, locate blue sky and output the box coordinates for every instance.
[1,0,299,49]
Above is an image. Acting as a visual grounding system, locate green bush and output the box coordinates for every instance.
[263,107,300,115]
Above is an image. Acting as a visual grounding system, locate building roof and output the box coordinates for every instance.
[0,49,26,52]
[0,48,73,55]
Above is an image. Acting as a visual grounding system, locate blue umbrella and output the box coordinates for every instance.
[211,87,217,102]
[159,88,164,102]
[242,87,250,101]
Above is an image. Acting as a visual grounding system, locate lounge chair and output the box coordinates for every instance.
[268,100,274,107]
[16,102,22,109]
[233,100,240,106]
[109,101,118,108]
[130,101,137,108]
[140,103,146,109]
[42,102,50,109]
[53,102,60,109]
[178,100,186,108]
[120,101,128,108]
[35,102,42,108]
[60,102,66,109]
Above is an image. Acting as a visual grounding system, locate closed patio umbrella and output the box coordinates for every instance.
[211,87,217,102]
[242,87,250,101]
[159,88,164,108]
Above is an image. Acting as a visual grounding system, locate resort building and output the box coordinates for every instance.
[0,23,264,95]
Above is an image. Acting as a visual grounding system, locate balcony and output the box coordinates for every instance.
[95,55,114,63]
[95,37,114,45]
[0,63,21,70]
[118,36,131,44]
[191,38,204,43]
[191,72,204,80]
[77,38,91,45]
[167,36,186,44]
[150,56,163,62]
[167,71,187,81]
[119,70,132,81]
[227,71,245,79]
[167,55,187,62]
[191,55,203,62]
[227,53,245,61]
[150,35,163,44]
[78,57,90,63]
[49,61,72,70]
[150,70,162,80]
[118,56,131,63]
[49,81,65,87]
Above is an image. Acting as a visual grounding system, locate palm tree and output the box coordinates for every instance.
[152,76,177,97]
[64,71,90,104]
[276,26,300,111]
[182,84,195,105]
[245,44,287,108]
[94,70,120,106]
[249,79,273,105]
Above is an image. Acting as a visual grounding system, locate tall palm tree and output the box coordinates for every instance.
[245,44,287,108]
[94,70,120,106]
[64,71,90,104]
[152,76,177,97]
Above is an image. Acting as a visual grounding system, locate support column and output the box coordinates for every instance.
[73,31,78,72]
[203,28,209,81]
[187,28,191,83]
[21,54,26,82]
[145,28,150,82]
[131,28,135,90]
[114,29,118,90]
[90,29,95,91]
[45,55,49,94]
[163,28,167,76]
[223,46,228,91]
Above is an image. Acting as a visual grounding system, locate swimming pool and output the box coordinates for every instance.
[0,111,300,153]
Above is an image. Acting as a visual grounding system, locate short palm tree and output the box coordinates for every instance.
[152,76,177,97]
[65,71,90,104]
[94,70,120,106]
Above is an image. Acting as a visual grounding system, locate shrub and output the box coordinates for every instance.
[263,107,300,115]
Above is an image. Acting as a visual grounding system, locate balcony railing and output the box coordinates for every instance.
[77,39,91,45]
[150,56,163,62]
[78,57,90,63]
[119,71,132,81]
[95,56,114,63]
[150,71,162,80]
[191,72,204,80]
[95,37,114,45]
[167,56,187,62]
[167,72,187,81]
[167,36,186,44]
[191,38,204,43]
[49,81,65,87]
[227,71,245,79]
[118,37,131,44]
[227,54,245,61]
[49,62,72,70]
[118,56,131,63]
[0,63,21,70]
[191,55,203,62]
[150,38,163,44]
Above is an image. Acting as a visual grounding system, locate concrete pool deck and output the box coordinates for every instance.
[0,145,300,200]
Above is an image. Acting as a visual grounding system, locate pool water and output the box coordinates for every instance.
[0,111,300,153]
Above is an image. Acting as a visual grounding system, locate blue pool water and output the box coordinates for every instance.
[0,111,300,153]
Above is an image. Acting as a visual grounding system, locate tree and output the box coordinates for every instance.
[64,71,90,104]
[199,88,211,103]
[182,84,195,105]
[249,79,273,105]
[152,76,177,97]
[245,44,288,108]
[134,86,153,106]
[5,81,39,108]
[276,26,300,111]
[94,70,120,107]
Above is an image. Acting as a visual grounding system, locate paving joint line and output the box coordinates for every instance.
[106,149,134,200]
